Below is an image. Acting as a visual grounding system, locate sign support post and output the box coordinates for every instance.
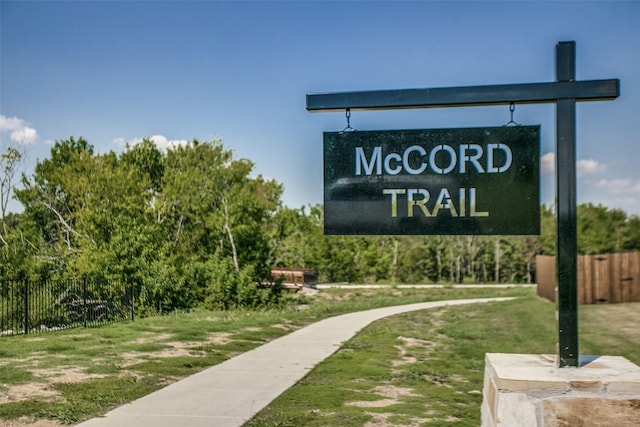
[555,42,579,367]
[307,41,619,367]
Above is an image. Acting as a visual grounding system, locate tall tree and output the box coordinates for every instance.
[1,146,23,233]
[159,140,281,270]
[621,215,640,251]
[578,203,627,254]
[15,137,95,274]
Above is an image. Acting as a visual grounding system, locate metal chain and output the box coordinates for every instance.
[340,108,355,133]
[504,102,520,127]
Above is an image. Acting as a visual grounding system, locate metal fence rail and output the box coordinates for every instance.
[0,276,134,336]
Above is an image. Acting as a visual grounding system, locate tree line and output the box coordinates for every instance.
[2,138,639,313]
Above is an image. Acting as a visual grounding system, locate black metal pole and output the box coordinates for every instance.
[82,275,88,328]
[130,277,135,322]
[307,81,618,112]
[556,41,579,367]
[23,276,29,335]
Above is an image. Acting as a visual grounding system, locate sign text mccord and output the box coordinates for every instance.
[324,126,540,235]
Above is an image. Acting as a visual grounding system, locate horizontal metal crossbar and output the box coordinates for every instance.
[306,79,619,112]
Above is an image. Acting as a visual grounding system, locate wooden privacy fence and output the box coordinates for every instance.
[537,252,640,304]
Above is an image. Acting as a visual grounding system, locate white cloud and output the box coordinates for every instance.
[596,178,640,195]
[0,115,39,145]
[148,135,189,152]
[577,158,607,178]
[115,134,190,153]
[112,137,127,147]
[540,152,607,178]
[590,179,640,215]
[541,152,555,175]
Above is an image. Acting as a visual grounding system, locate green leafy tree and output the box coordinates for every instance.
[1,146,23,232]
[12,137,286,312]
[397,236,437,283]
[15,137,95,275]
[539,204,556,255]
[620,215,640,251]
[578,203,627,254]
[159,140,281,269]
[16,138,157,281]
[267,205,327,271]
[269,206,312,268]
[1,144,34,279]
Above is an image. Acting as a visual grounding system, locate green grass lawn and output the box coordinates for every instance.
[0,286,637,426]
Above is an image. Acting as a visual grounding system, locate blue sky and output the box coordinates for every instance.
[2,1,639,215]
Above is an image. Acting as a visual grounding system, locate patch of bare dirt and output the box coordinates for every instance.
[348,399,397,408]
[141,344,196,359]
[30,366,107,384]
[0,383,58,405]
[374,385,419,399]
[391,335,437,366]
[65,333,92,339]
[391,347,417,367]
[363,413,394,426]
[204,331,233,345]
[450,374,468,383]
[398,336,432,347]
[0,419,63,427]
[0,366,112,405]
[131,332,172,345]
[363,412,435,426]
[428,309,447,328]
[271,323,298,332]
[347,385,419,408]
[0,354,48,368]
[117,352,148,367]
[22,337,46,343]
[118,331,235,364]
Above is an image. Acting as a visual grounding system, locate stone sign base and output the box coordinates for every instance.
[482,353,640,426]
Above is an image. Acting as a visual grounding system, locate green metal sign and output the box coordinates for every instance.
[324,126,540,235]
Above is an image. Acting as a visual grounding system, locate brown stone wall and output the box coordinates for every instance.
[482,353,640,427]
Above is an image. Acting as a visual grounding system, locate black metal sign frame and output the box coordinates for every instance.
[307,41,620,368]
[324,126,540,235]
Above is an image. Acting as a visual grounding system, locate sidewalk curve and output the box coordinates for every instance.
[77,297,514,427]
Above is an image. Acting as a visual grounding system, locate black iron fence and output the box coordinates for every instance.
[0,276,134,336]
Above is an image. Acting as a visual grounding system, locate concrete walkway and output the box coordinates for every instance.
[77,297,513,427]
[317,284,536,289]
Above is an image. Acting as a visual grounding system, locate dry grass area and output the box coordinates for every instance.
[1,421,63,427]
[0,330,242,403]
[584,303,640,338]
[580,302,640,365]
[0,326,280,425]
